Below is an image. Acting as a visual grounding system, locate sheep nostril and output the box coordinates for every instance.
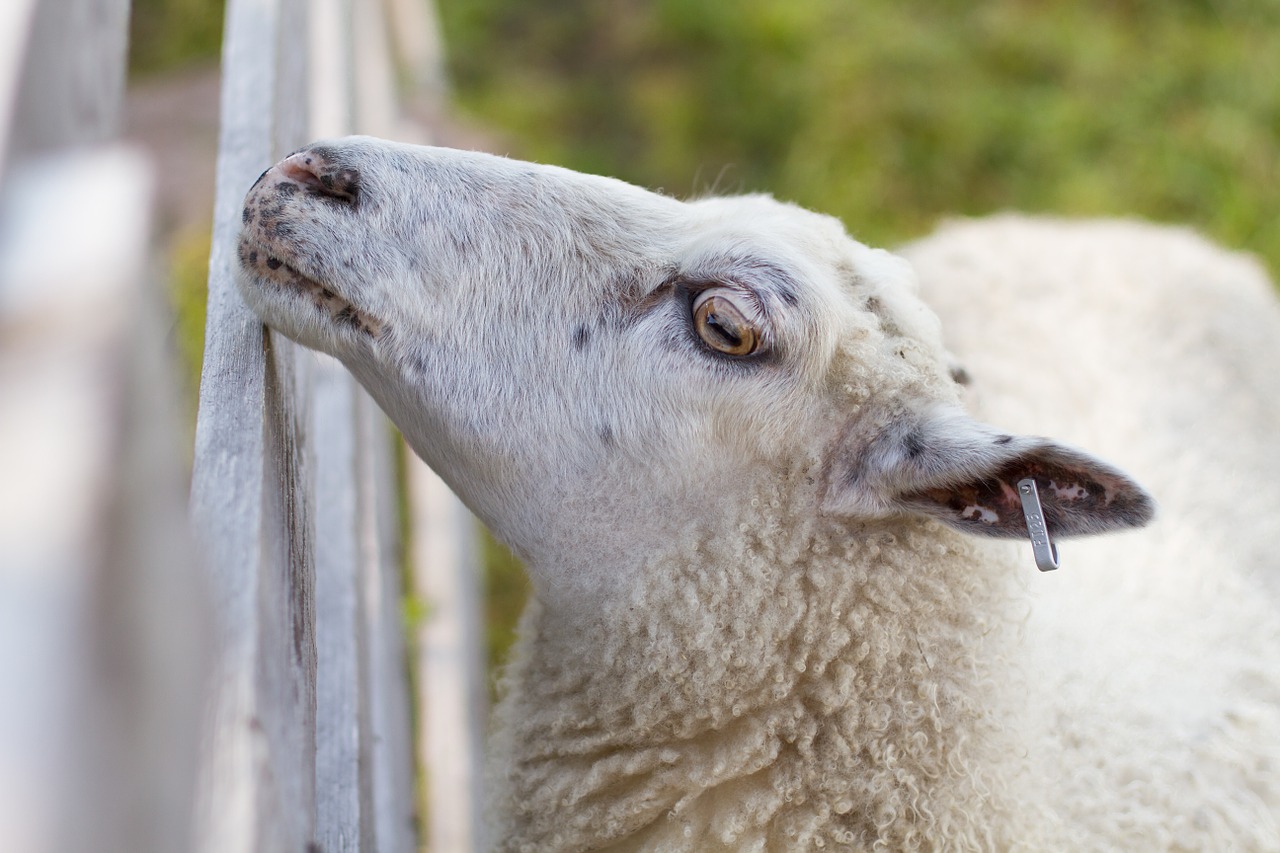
[280,155,325,191]
[280,152,360,204]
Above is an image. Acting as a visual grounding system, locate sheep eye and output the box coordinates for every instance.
[692,290,759,356]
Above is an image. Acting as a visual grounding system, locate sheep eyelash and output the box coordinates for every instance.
[678,277,770,318]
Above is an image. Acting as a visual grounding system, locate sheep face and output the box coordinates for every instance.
[237,137,1151,603]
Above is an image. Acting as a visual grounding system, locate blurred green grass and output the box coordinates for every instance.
[439,0,1280,269]
[130,0,227,75]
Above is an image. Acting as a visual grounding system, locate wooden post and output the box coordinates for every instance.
[0,3,208,853]
[191,1,424,850]
[410,462,487,853]
[3,1,453,852]
[2,0,131,169]
[189,0,319,847]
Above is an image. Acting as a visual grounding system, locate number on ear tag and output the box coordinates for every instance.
[1017,478,1060,572]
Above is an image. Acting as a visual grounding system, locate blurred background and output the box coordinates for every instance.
[1,1,1275,850]
[440,0,1280,259]
[129,0,1280,675]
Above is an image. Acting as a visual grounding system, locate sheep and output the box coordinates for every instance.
[234,136,1280,852]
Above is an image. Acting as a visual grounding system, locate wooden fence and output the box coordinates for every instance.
[0,1,485,851]
[0,2,205,851]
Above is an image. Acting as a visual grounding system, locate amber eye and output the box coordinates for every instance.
[692,290,760,356]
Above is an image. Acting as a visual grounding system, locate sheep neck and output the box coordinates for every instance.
[488,507,1039,852]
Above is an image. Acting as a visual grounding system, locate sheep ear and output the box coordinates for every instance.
[823,407,1155,539]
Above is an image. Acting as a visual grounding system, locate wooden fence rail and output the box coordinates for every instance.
[0,3,205,853]
[0,0,485,851]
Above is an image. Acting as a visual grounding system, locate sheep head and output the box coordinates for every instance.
[237,137,1152,603]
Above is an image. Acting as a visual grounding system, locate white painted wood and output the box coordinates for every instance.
[0,2,210,851]
[0,149,135,853]
[410,459,487,853]
[5,0,131,163]
[0,157,110,852]
[0,146,206,853]
[0,0,38,174]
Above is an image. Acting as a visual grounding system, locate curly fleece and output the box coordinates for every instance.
[489,514,1041,852]
[485,315,1045,852]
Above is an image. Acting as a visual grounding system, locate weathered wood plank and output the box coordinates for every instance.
[375,3,488,849]
[314,358,368,853]
[192,1,456,850]
[189,0,319,849]
[357,392,418,853]
[306,1,371,849]
[195,0,427,850]
[410,460,487,853]
[332,4,419,850]
[384,0,448,130]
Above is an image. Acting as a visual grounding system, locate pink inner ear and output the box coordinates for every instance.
[907,477,1025,536]
[902,449,1154,539]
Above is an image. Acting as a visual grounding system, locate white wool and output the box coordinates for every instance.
[234,138,1280,851]
[904,217,1280,847]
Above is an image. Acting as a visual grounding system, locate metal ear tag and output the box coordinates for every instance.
[1017,478,1060,572]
